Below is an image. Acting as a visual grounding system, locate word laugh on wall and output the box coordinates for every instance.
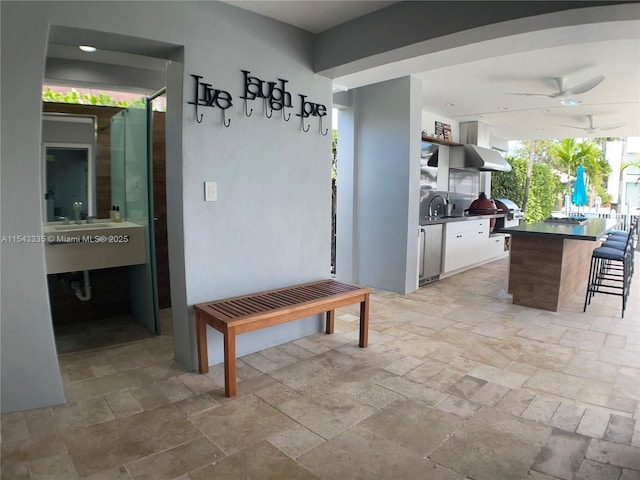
[188,71,328,135]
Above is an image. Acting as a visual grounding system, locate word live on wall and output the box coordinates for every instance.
[188,71,329,135]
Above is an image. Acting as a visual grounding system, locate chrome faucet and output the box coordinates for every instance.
[428,194,447,218]
[73,201,82,224]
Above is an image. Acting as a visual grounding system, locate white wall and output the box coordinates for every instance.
[337,76,421,294]
[606,138,640,207]
[1,1,331,412]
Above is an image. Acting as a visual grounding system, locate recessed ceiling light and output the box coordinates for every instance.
[78,45,97,53]
[444,103,455,107]
[541,109,552,113]
[497,106,508,111]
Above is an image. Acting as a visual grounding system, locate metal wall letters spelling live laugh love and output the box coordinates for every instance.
[188,71,329,135]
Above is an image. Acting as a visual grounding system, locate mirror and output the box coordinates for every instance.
[42,144,94,222]
[41,114,96,222]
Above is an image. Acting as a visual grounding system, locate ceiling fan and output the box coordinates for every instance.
[508,75,605,106]
[557,114,625,134]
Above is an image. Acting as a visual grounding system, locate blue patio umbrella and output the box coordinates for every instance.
[571,165,588,213]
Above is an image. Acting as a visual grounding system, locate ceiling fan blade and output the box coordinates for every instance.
[557,123,588,130]
[599,123,625,131]
[505,92,552,97]
[564,75,605,96]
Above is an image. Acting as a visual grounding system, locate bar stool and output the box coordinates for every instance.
[607,215,638,243]
[602,217,637,279]
[584,229,633,318]
[600,239,634,286]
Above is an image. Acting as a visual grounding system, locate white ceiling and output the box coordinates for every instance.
[225,1,397,34]
[229,1,640,141]
[45,1,640,141]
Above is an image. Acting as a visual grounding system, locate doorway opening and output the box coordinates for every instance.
[41,26,176,353]
[43,94,170,354]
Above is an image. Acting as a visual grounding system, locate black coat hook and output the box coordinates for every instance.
[283,109,291,122]
[243,98,253,118]
[222,109,231,128]
[195,103,203,123]
[301,117,310,132]
[264,98,273,118]
[320,116,329,136]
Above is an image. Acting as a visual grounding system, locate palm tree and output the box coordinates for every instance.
[521,140,536,214]
[550,139,584,175]
[549,138,610,207]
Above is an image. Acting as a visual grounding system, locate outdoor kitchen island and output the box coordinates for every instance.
[500,218,617,311]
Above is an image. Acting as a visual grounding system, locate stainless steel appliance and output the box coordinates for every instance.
[494,198,524,229]
[427,144,512,172]
[419,224,443,285]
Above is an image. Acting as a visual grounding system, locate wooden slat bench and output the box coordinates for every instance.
[194,279,371,397]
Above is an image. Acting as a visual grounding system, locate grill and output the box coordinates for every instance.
[494,198,524,228]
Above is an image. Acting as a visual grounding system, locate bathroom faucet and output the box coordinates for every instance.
[73,201,82,224]
[428,194,447,218]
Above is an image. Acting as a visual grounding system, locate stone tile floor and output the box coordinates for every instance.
[1,258,639,479]
[53,314,155,354]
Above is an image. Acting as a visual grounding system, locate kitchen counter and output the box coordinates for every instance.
[497,218,617,241]
[500,218,618,312]
[420,213,505,226]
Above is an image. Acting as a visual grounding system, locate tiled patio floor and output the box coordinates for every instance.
[2,257,639,479]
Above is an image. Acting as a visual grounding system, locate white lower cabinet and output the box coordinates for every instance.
[443,220,489,273]
[442,232,472,273]
[487,234,508,259]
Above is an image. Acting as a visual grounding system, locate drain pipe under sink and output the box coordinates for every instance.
[70,270,92,302]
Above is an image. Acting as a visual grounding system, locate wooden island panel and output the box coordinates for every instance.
[508,235,563,311]
[558,238,598,304]
[502,218,617,312]
[508,235,595,311]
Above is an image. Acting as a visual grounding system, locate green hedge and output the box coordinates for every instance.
[492,158,562,223]
[43,88,149,109]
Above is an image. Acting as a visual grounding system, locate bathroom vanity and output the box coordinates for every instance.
[43,220,146,274]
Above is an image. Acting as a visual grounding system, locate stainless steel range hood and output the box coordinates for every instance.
[428,144,512,172]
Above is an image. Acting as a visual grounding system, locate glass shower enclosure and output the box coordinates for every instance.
[110,104,159,334]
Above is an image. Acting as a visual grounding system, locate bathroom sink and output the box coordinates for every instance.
[54,223,112,230]
[43,221,146,274]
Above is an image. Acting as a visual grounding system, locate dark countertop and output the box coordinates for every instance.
[420,213,505,226]
[498,218,618,241]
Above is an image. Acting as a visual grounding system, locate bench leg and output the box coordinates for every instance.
[359,293,370,348]
[325,310,335,334]
[223,329,237,397]
[196,311,209,374]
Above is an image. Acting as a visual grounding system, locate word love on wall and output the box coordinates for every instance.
[188,71,328,135]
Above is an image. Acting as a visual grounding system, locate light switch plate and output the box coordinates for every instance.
[204,181,217,202]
